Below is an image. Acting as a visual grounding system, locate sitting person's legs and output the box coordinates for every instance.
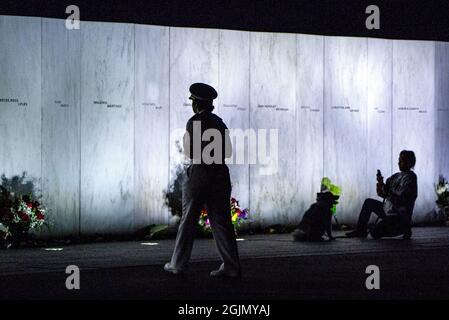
[401,213,413,239]
[346,198,386,237]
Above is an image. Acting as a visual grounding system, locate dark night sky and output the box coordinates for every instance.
[0,0,449,41]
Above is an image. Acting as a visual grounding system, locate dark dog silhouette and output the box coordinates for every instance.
[293,192,339,242]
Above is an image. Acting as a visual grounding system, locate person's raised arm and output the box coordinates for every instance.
[376,176,387,198]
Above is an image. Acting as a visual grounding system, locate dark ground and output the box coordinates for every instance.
[1,227,449,300]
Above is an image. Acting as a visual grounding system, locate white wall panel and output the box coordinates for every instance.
[42,18,80,236]
[296,34,324,223]
[250,32,297,226]
[218,30,250,213]
[0,16,41,193]
[80,22,134,235]
[324,37,368,225]
[393,40,435,221]
[367,39,392,199]
[435,42,449,182]
[134,25,170,228]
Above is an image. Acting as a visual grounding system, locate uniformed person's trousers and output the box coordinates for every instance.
[169,164,240,273]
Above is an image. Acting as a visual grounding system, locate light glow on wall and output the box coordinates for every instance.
[1,14,448,236]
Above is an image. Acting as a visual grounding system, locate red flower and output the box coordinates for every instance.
[36,211,44,220]
[18,211,29,222]
[27,203,33,208]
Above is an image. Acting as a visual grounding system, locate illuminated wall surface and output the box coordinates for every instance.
[1,15,449,236]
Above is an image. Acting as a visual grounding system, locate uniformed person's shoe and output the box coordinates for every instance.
[164,263,184,275]
[210,268,241,279]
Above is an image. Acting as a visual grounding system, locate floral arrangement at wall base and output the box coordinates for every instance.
[198,197,249,236]
[0,173,47,249]
[150,195,250,240]
[435,175,449,226]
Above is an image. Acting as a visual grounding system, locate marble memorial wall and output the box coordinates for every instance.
[392,40,436,221]
[435,42,449,193]
[0,15,447,236]
[0,16,42,200]
[218,30,250,216]
[250,32,297,226]
[42,18,81,236]
[80,22,135,235]
[324,36,368,225]
[367,39,393,199]
[134,25,170,228]
[296,34,324,223]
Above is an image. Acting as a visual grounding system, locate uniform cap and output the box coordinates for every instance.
[189,83,218,101]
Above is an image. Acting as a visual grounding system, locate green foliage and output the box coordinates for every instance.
[320,177,341,215]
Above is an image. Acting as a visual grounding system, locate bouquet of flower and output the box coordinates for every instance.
[436,175,449,208]
[198,197,249,232]
[0,186,46,243]
[198,208,210,229]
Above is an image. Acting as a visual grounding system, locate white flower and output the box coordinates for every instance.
[0,222,8,233]
[437,184,448,195]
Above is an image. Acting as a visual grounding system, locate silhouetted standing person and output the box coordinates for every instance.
[346,150,417,239]
[164,83,241,278]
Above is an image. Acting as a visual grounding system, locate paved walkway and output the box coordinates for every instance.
[1,227,448,299]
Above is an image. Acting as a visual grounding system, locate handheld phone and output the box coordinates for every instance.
[376,169,383,182]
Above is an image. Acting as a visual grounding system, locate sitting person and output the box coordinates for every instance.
[346,150,418,239]
[293,191,339,242]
